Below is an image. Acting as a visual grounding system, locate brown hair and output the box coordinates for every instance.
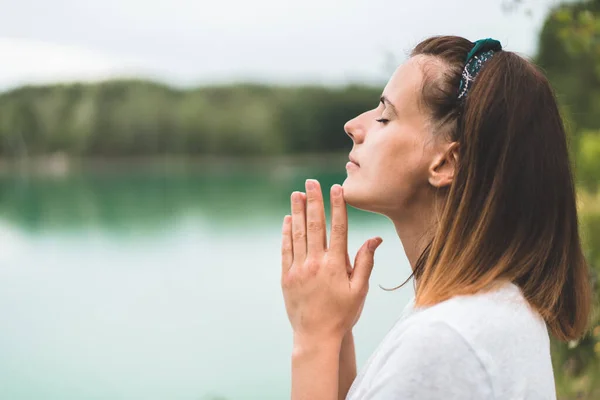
[404,35,592,341]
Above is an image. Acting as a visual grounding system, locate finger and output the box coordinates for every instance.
[329,184,348,256]
[351,237,383,286]
[281,215,293,273]
[305,179,326,255]
[291,191,307,261]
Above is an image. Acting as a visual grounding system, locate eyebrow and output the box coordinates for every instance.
[380,96,397,115]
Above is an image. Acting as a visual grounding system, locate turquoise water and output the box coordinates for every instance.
[0,164,413,400]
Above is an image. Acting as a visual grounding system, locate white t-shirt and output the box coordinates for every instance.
[345,281,556,400]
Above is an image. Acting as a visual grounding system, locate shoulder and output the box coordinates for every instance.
[407,282,547,343]
[393,318,483,365]
[370,319,494,399]
[392,318,482,366]
[359,283,550,400]
[398,282,551,389]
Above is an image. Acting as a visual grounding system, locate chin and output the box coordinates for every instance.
[342,177,376,212]
[342,176,397,217]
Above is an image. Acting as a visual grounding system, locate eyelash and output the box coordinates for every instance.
[375,118,389,124]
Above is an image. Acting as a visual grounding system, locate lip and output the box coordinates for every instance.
[348,154,360,167]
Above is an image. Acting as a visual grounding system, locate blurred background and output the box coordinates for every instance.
[0,0,598,399]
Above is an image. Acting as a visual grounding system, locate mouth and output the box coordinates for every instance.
[348,154,360,167]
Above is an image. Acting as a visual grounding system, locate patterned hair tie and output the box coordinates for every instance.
[457,38,503,101]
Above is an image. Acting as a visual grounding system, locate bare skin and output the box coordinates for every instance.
[281,55,459,400]
[281,181,381,400]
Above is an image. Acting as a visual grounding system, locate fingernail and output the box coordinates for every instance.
[306,179,316,191]
[369,238,383,251]
[293,192,301,203]
[332,185,342,197]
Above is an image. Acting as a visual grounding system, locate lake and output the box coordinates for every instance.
[0,161,414,400]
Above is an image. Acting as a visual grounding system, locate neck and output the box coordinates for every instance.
[389,196,439,272]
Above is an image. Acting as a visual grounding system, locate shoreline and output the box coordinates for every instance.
[0,152,351,176]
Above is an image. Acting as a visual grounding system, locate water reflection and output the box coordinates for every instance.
[0,162,376,234]
[0,163,413,400]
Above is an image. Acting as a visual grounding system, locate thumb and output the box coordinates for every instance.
[351,237,383,285]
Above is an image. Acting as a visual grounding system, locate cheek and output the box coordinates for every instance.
[374,132,423,181]
[342,127,428,210]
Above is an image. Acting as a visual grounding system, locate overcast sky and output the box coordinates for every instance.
[0,0,563,90]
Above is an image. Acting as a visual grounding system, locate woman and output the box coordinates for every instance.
[280,36,592,399]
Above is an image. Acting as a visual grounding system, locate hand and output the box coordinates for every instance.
[280,179,383,343]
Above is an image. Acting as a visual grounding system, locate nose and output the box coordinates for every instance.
[344,115,365,144]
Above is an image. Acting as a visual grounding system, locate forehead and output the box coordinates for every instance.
[382,55,434,112]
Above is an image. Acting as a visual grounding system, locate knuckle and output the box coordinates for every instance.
[281,273,294,289]
[281,244,292,256]
[332,195,344,206]
[306,194,319,204]
[292,230,306,241]
[307,221,322,233]
[304,258,320,274]
[331,223,347,236]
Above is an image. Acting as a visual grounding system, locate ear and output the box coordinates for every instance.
[428,141,459,188]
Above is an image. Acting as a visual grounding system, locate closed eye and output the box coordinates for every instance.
[375,118,389,124]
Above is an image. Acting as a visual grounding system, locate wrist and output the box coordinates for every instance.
[342,330,354,342]
[341,331,354,352]
[293,333,343,358]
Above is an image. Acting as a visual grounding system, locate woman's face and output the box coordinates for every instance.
[342,55,449,217]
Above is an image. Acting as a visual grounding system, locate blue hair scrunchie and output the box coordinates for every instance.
[457,38,502,101]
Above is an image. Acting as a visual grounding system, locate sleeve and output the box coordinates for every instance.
[360,320,494,400]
